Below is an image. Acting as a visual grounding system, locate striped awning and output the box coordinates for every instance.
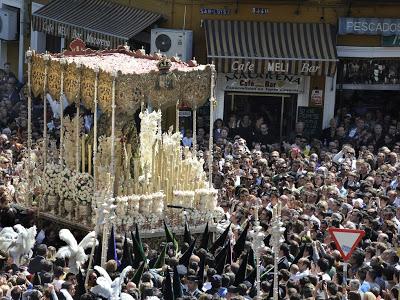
[32,0,162,49]
[204,20,338,76]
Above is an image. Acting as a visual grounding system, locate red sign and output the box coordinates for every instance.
[328,228,365,261]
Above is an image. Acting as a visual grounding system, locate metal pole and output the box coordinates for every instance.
[93,67,99,188]
[208,65,216,188]
[59,58,67,165]
[25,49,32,206]
[343,262,348,286]
[75,63,82,171]
[272,201,282,300]
[43,53,50,167]
[110,71,117,195]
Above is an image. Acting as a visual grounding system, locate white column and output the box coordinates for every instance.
[213,72,225,121]
[296,76,311,122]
[323,74,337,129]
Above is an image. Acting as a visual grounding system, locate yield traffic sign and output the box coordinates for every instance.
[328,228,365,261]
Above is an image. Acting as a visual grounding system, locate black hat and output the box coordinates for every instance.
[119,232,134,271]
[209,223,231,254]
[233,221,250,260]
[234,252,248,286]
[179,237,197,268]
[184,217,192,245]
[200,222,210,250]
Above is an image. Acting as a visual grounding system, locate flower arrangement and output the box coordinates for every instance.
[73,172,94,205]
[42,163,64,196]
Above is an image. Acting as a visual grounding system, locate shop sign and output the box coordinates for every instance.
[225,72,304,93]
[339,17,400,36]
[41,21,112,48]
[382,35,400,47]
[231,60,320,74]
[200,8,231,15]
[310,89,323,106]
[252,8,269,15]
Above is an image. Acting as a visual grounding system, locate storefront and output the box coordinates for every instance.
[0,0,163,81]
[203,20,338,141]
[336,17,400,116]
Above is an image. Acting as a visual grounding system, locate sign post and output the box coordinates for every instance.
[328,228,365,284]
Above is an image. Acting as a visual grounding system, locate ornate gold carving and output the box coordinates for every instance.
[31,55,45,97]
[81,67,95,111]
[47,60,61,100]
[98,70,112,115]
[29,53,212,114]
[64,63,80,103]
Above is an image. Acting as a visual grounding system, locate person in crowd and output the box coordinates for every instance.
[3,87,400,300]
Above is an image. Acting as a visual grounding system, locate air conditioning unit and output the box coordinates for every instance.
[151,29,193,62]
[0,8,17,41]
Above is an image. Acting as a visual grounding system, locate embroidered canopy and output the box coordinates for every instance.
[31,39,213,115]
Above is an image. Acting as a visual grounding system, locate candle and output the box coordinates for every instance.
[88,144,92,175]
[81,135,85,172]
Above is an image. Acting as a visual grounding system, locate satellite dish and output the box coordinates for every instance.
[155,34,172,52]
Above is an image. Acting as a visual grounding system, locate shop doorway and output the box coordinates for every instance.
[224,93,297,142]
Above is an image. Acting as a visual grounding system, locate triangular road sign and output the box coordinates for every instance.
[328,227,365,261]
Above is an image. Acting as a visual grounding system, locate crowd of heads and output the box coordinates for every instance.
[1,82,400,300]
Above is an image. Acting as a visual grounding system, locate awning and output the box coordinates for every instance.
[204,20,338,76]
[32,0,162,49]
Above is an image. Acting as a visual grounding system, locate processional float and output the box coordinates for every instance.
[17,40,223,248]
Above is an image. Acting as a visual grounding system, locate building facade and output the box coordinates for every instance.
[1,0,400,138]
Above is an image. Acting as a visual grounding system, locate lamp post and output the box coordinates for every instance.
[250,205,265,297]
[270,202,285,300]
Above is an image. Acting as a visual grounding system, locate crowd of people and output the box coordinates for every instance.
[1,83,400,300]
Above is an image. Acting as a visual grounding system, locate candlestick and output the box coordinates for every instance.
[43,52,50,167]
[93,67,99,190]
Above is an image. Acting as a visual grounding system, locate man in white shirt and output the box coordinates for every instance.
[290,258,311,282]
